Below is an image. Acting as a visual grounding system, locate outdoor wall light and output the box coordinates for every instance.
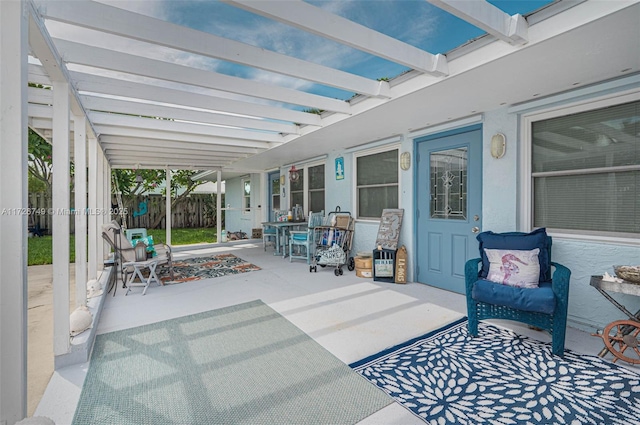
[400,152,411,170]
[490,133,506,159]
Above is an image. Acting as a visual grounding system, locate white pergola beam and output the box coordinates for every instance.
[27,2,97,129]
[94,126,276,150]
[36,0,390,97]
[27,61,51,85]
[225,0,448,76]
[54,39,352,115]
[100,136,262,155]
[102,143,249,161]
[89,111,284,144]
[70,72,322,127]
[427,0,528,45]
[105,152,232,164]
[80,95,299,135]
[109,162,223,170]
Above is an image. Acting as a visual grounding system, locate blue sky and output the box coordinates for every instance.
[56,1,554,107]
[154,0,554,101]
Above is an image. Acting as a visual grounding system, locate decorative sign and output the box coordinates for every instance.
[395,245,407,284]
[375,208,404,250]
[335,157,344,180]
[133,200,148,217]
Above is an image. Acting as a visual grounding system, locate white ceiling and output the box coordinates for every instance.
[26,0,640,179]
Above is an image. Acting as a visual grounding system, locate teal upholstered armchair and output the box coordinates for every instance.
[465,228,571,357]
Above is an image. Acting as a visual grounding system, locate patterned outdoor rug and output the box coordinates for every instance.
[156,254,260,284]
[72,300,392,424]
[351,318,640,425]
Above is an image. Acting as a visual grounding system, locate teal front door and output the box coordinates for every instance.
[415,125,482,294]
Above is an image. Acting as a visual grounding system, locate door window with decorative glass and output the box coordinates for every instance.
[430,147,467,220]
[356,149,399,219]
[530,99,639,237]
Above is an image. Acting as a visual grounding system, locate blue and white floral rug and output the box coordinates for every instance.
[351,318,640,425]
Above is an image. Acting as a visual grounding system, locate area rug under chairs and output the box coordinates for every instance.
[156,253,261,284]
[351,318,640,425]
[72,300,392,425]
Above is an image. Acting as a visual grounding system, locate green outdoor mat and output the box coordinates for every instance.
[73,300,392,424]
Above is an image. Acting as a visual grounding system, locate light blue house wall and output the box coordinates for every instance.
[241,74,639,333]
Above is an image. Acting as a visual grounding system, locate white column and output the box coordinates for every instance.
[0,1,28,422]
[260,172,268,222]
[96,150,104,262]
[216,170,222,243]
[165,168,172,245]
[103,157,110,259]
[52,81,71,357]
[87,136,98,278]
[74,115,87,307]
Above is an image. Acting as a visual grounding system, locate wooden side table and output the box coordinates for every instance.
[123,259,160,296]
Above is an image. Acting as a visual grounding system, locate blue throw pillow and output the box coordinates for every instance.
[477,228,551,283]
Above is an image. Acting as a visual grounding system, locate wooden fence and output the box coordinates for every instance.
[27,193,222,235]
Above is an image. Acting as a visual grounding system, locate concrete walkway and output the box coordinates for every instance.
[27,264,77,416]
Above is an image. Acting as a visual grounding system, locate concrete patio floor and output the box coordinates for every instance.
[27,264,77,416]
[30,241,639,424]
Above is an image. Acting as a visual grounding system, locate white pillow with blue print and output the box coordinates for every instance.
[484,248,540,288]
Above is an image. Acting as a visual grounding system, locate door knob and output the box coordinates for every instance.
[472,226,480,233]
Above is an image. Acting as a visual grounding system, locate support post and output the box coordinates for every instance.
[0,1,28,422]
[166,168,172,245]
[217,170,222,243]
[74,114,87,307]
[96,150,104,262]
[52,81,71,357]
[87,136,98,278]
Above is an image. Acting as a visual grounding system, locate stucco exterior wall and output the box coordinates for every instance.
[251,75,639,333]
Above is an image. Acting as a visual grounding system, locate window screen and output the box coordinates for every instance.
[356,149,399,219]
[531,100,639,236]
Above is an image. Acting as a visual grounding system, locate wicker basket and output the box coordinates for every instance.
[613,265,640,284]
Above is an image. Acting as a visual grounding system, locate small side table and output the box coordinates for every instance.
[123,259,160,296]
[590,275,640,364]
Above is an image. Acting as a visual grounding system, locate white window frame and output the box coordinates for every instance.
[242,177,251,214]
[307,162,325,214]
[353,143,401,221]
[288,160,325,214]
[520,89,640,244]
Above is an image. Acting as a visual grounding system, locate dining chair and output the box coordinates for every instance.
[289,211,324,264]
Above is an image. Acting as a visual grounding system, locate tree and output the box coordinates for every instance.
[28,128,53,194]
[112,169,208,229]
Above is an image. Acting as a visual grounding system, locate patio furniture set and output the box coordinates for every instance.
[101,221,173,296]
[262,208,356,276]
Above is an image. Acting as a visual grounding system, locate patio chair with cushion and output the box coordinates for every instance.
[465,228,571,357]
[102,221,174,282]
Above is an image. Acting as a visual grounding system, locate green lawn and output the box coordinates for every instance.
[27,228,217,266]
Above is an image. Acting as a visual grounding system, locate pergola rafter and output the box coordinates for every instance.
[223,0,449,76]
